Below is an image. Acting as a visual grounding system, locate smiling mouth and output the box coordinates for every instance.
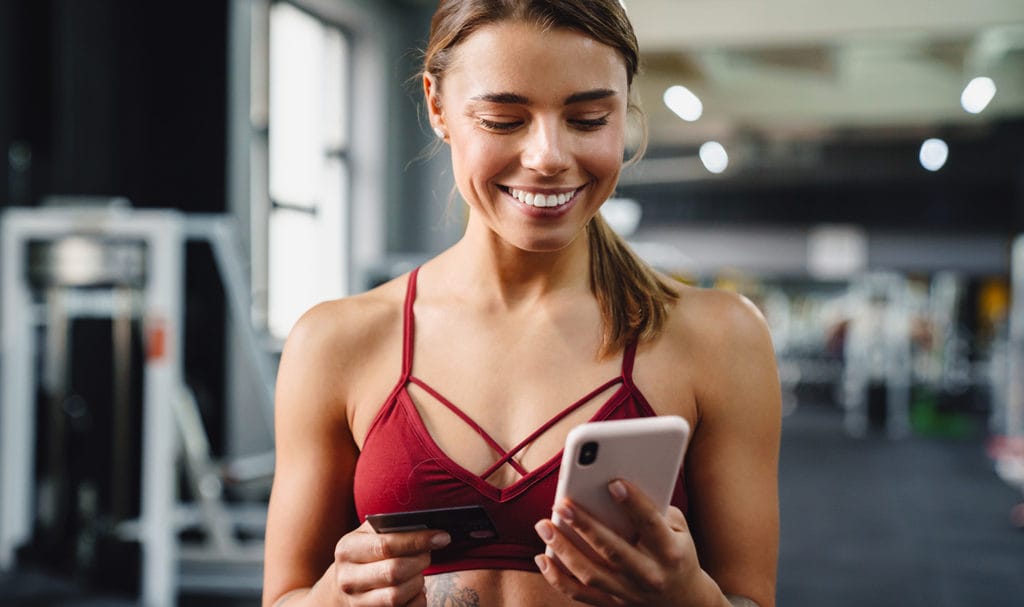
[500,186,582,208]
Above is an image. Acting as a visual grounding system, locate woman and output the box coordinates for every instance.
[262,1,781,606]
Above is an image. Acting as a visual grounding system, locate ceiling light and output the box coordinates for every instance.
[663,85,703,122]
[699,141,728,174]
[961,77,997,114]
[919,138,948,172]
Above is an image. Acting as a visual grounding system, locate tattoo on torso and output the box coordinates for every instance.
[425,574,482,607]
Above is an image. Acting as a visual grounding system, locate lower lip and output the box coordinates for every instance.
[504,187,584,216]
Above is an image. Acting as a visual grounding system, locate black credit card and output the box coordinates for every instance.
[366,505,498,542]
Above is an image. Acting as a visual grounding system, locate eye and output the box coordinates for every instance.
[477,118,522,132]
[570,114,611,131]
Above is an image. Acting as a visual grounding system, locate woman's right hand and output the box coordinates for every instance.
[329,521,451,606]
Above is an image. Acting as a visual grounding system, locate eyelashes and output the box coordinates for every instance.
[477,118,520,131]
[475,114,611,133]
[572,116,610,130]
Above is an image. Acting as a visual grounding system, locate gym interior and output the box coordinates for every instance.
[1,1,1023,605]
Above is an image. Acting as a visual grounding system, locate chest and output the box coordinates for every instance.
[349,301,698,489]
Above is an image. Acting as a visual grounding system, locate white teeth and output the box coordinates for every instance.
[508,187,577,208]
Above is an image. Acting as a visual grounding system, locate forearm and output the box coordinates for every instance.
[267,565,339,607]
[693,569,763,607]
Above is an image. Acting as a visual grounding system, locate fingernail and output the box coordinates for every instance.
[555,503,574,523]
[535,520,554,542]
[534,555,548,573]
[609,480,628,501]
[430,532,451,549]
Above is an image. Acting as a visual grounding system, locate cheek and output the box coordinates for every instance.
[451,135,510,185]
[580,133,626,180]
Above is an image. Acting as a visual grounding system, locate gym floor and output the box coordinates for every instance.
[1,401,1022,606]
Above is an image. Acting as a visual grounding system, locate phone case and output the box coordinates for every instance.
[549,416,690,559]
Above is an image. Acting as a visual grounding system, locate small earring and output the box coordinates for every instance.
[433,126,446,140]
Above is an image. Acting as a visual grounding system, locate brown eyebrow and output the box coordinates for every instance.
[470,89,618,106]
[472,92,530,104]
[563,89,617,105]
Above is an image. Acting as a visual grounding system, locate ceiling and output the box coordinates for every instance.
[621,0,1024,184]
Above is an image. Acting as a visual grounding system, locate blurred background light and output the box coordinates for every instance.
[699,141,729,174]
[961,76,997,114]
[919,138,949,171]
[601,197,643,236]
[663,85,703,122]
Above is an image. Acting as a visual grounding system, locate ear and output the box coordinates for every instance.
[423,72,446,134]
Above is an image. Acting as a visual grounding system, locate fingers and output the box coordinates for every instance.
[533,549,621,606]
[535,515,637,600]
[332,522,451,603]
[338,522,451,564]
[608,480,688,560]
[335,550,431,593]
[543,500,667,598]
[536,481,696,602]
[338,571,428,606]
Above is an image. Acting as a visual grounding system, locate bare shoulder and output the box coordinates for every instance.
[652,277,775,359]
[650,278,780,415]
[275,274,409,422]
[668,282,773,351]
[286,278,405,357]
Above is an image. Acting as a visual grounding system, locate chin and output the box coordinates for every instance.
[513,232,580,254]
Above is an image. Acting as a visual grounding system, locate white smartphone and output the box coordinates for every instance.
[548,416,690,560]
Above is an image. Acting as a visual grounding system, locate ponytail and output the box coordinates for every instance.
[588,213,679,358]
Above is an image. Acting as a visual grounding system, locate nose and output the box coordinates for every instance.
[520,118,571,176]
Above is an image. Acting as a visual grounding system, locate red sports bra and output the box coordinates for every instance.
[353,268,687,574]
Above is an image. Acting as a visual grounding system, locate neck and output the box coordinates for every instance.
[437,222,592,310]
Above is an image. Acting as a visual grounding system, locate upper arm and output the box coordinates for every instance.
[261,303,361,606]
[685,292,782,607]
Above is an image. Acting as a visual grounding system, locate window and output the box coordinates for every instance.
[265,2,350,338]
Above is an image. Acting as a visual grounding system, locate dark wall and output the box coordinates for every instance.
[1,0,228,212]
[622,120,1024,234]
[0,0,230,469]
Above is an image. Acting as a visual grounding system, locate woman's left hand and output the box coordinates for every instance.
[534,479,725,607]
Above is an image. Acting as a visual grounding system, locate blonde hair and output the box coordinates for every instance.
[425,0,678,357]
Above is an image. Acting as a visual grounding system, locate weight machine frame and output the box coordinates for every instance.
[1,206,271,606]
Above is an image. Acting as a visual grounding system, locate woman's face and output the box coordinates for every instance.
[426,21,630,253]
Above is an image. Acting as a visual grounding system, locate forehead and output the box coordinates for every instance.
[443,21,628,99]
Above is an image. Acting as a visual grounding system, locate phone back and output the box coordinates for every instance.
[552,416,690,544]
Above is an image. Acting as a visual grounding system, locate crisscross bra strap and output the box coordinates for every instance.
[478,374,624,480]
[408,376,531,477]
[400,267,641,481]
[478,340,639,478]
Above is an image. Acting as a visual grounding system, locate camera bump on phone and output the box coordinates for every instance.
[578,441,599,466]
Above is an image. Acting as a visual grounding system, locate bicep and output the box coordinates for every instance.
[262,316,360,606]
[686,295,781,607]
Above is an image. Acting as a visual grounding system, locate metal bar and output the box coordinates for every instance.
[111,286,135,520]
[0,211,38,569]
[1008,236,1024,440]
[185,215,276,433]
[42,287,70,544]
[138,212,185,607]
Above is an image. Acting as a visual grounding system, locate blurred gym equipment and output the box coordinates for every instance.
[990,236,1024,526]
[1,203,275,606]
